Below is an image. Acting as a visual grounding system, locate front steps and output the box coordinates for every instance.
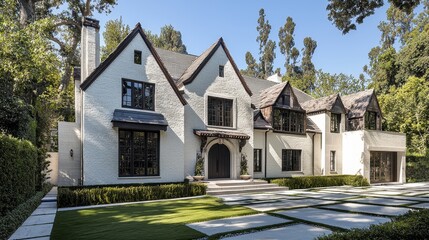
[205,179,289,195]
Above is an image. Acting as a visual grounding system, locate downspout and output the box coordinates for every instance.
[80,90,84,186]
[311,133,315,176]
[264,129,269,179]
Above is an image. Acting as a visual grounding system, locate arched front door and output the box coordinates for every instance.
[208,144,230,179]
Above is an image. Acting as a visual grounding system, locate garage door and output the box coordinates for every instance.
[370,151,397,183]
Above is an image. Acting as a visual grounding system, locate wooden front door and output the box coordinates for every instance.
[208,144,230,179]
[370,151,397,183]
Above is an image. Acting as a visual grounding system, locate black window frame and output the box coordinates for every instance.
[219,65,224,77]
[254,149,262,172]
[118,129,160,177]
[330,113,341,133]
[134,50,142,64]
[273,108,305,134]
[122,79,155,111]
[330,151,336,172]
[282,149,301,171]
[207,96,233,127]
[365,111,377,130]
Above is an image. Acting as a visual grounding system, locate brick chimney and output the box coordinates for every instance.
[81,17,100,81]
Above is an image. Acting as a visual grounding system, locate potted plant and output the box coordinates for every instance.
[193,153,205,181]
[240,153,252,180]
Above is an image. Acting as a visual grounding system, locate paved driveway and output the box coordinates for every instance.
[187,182,429,239]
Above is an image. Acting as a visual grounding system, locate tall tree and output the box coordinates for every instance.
[261,39,276,78]
[256,8,274,79]
[326,0,419,34]
[295,37,318,93]
[101,17,130,62]
[155,25,187,54]
[313,70,367,98]
[278,17,296,77]
[241,51,258,77]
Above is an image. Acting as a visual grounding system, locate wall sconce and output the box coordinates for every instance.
[70,149,73,158]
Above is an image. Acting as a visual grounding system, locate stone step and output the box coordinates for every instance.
[212,180,269,186]
[207,186,289,196]
[208,183,281,191]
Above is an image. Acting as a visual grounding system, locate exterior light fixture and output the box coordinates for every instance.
[70,149,73,158]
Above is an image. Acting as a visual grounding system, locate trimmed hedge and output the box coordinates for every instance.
[58,183,207,207]
[318,209,429,240]
[0,184,52,240]
[406,155,429,182]
[270,175,369,190]
[0,134,38,216]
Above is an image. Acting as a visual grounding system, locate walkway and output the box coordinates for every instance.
[9,187,58,240]
[187,182,429,239]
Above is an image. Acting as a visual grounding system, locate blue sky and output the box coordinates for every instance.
[93,0,389,78]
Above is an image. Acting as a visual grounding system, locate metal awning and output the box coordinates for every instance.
[193,129,250,140]
[111,109,168,131]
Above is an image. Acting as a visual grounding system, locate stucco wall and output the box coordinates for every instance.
[47,152,58,185]
[82,34,185,185]
[183,46,254,179]
[58,122,81,186]
[342,131,365,176]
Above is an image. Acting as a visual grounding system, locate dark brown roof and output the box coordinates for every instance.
[177,38,252,96]
[341,89,374,118]
[243,76,313,108]
[253,110,272,129]
[193,129,250,140]
[155,47,197,83]
[301,94,339,113]
[80,23,187,105]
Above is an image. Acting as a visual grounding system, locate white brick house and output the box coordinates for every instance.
[57,18,406,186]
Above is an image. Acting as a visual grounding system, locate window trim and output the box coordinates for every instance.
[330,151,336,172]
[272,107,306,135]
[281,149,302,172]
[207,96,234,128]
[121,78,155,111]
[118,129,160,177]
[219,65,225,77]
[330,113,341,133]
[254,149,262,172]
[134,50,142,65]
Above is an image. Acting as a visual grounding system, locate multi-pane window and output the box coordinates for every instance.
[330,113,341,133]
[330,151,336,172]
[122,79,155,110]
[134,50,142,64]
[208,96,233,127]
[273,108,305,133]
[119,130,159,177]
[219,65,224,77]
[365,111,377,130]
[281,94,290,106]
[282,149,301,171]
[254,149,262,172]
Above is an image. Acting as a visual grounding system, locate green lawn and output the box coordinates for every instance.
[51,196,256,240]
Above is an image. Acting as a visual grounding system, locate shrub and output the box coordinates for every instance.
[0,134,38,216]
[406,155,429,182]
[318,209,429,240]
[58,183,207,208]
[0,191,45,240]
[270,175,369,190]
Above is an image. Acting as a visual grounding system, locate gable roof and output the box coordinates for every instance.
[177,38,253,96]
[243,75,313,108]
[155,47,197,83]
[253,110,272,129]
[301,94,344,114]
[341,89,375,118]
[257,81,304,110]
[80,23,187,105]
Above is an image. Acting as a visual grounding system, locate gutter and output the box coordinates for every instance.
[264,129,270,179]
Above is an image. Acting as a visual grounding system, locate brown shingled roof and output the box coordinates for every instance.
[301,94,339,113]
[258,82,288,108]
[341,89,374,118]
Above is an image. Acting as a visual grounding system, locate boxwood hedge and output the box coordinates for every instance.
[58,183,207,207]
[270,175,369,189]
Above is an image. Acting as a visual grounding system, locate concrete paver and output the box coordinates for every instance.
[221,224,332,240]
[347,197,417,206]
[321,202,411,216]
[245,199,337,212]
[187,214,291,236]
[410,202,429,208]
[22,214,56,226]
[8,224,53,239]
[277,207,391,230]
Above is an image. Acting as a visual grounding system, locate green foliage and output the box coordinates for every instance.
[406,154,429,182]
[194,153,204,176]
[101,16,131,61]
[278,17,296,76]
[256,8,275,79]
[58,183,207,207]
[270,175,370,190]
[312,70,368,98]
[143,25,188,54]
[0,134,38,216]
[241,51,259,77]
[318,209,429,240]
[0,191,45,239]
[240,153,249,175]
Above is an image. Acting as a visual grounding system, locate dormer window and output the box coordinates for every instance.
[122,79,154,110]
[134,50,142,64]
[281,94,290,106]
[273,108,305,134]
[219,65,224,77]
[330,113,341,133]
[365,111,377,130]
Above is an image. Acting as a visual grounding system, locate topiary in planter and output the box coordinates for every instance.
[194,153,205,180]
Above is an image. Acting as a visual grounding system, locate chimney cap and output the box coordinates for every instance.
[82,17,100,29]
